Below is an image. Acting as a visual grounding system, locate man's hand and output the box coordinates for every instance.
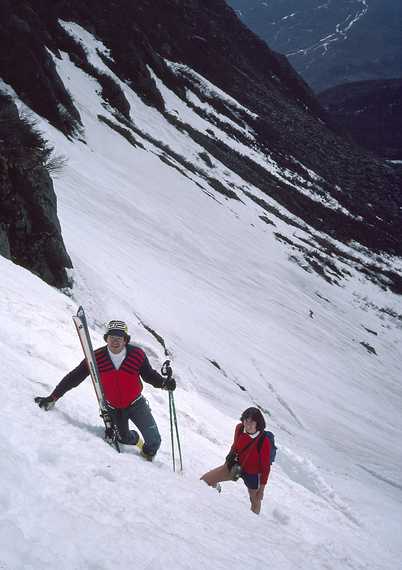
[162,377,176,391]
[34,396,56,411]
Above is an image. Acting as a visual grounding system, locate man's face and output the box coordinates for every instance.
[107,334,126,354]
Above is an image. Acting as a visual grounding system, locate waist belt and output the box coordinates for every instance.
[106,394,143,410]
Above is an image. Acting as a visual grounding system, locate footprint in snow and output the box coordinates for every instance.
[92,468,116,482]
[272,508,290,525]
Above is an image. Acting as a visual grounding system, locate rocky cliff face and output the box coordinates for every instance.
[0,0,82,137]
[0,93,72,288]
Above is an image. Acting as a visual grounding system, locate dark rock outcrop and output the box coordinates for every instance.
[0,0,82,137]
[319,79,402,160]
[0,92,72,288]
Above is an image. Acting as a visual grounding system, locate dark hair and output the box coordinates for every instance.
[240,407,266,431]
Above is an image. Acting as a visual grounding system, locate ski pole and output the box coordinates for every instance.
[170,391,183,471]
[162,359,183,472]
[162,360,176,471]
[169,391,176,472]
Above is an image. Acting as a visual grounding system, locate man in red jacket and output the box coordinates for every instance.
[201,407,271,514]
[35,319,176,460]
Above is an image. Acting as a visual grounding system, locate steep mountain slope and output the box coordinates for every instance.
[1,0,402,265]
[319,78,402,160]
[0,4,402,569]
[227,0,402,91]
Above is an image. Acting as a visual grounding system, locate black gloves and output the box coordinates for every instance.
[34,395,56,411]
[162,377,176,391]
[160,360,176,391]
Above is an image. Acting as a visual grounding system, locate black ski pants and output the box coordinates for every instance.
[110,395,161,456]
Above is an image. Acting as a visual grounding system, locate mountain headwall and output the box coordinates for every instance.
[0,0,402,262]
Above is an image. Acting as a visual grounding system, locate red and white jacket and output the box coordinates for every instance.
[51,345,164,409]
[230,423,271,485]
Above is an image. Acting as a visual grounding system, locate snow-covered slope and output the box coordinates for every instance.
[1,23,402,570]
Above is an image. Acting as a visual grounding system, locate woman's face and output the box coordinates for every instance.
[243,417,258,434]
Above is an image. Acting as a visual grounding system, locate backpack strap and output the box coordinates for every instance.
[258,431,277,465]
[257,432,265,468]
[239,437,257,455]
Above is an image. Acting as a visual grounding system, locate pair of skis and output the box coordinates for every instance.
[72,306,121,453]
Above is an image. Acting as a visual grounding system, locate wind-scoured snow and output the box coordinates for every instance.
[58,20,360,219]
[1,20,402,570]
[162,61,354,216]
[166,61,259,119]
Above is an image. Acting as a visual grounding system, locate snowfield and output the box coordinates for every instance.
[1,22,401,570]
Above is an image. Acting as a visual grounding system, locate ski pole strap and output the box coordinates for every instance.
[161,359,172,379]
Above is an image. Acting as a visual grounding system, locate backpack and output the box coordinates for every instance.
[257,430,277,464]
